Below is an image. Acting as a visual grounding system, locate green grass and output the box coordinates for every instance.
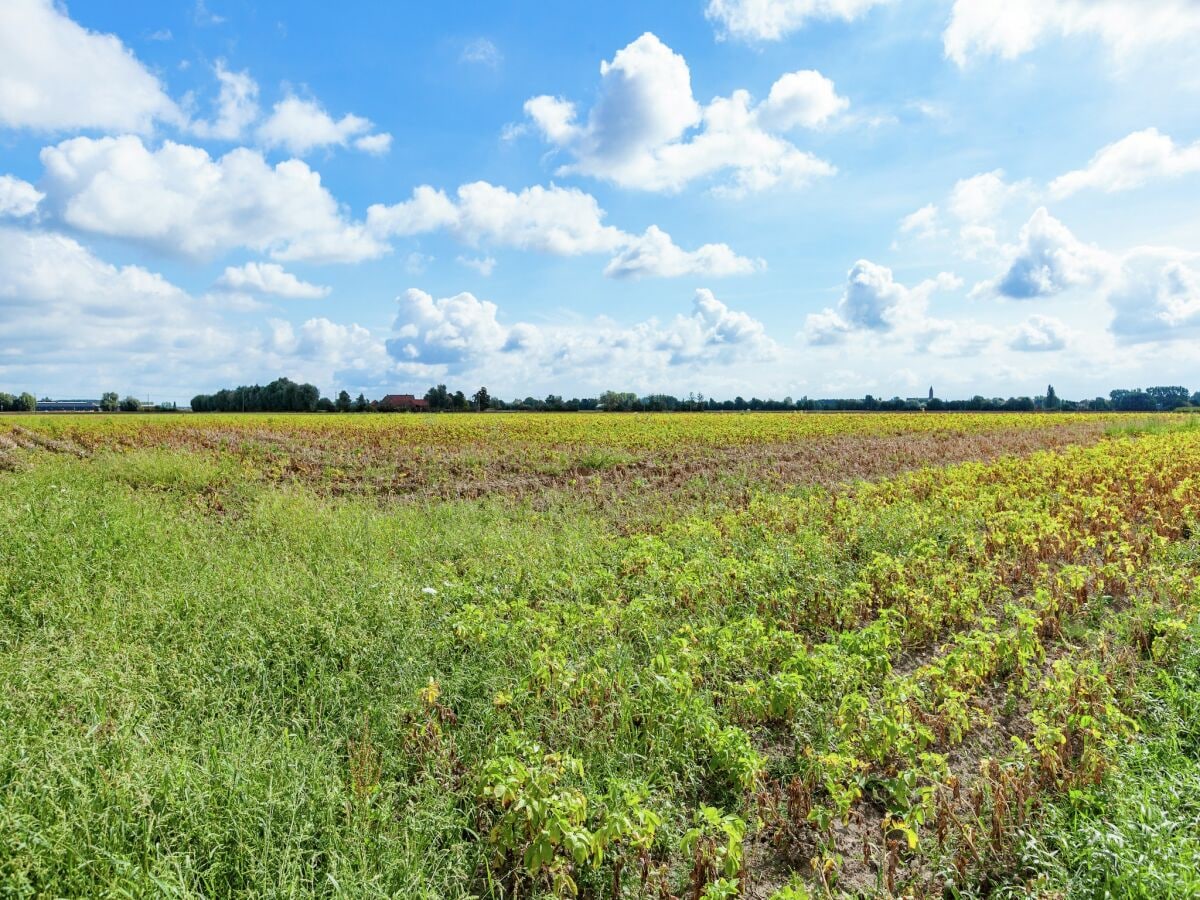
[3,427,1200,898]
[1012,625,1200,899]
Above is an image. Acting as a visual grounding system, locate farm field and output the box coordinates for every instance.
[2,412,1200,898]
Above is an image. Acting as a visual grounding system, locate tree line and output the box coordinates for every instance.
[0,392,37,412]
[10,381,1196,414]
[187,381,1200,414]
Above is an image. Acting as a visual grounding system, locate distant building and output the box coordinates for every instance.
[379,393,430,411]
[35,399,100,412]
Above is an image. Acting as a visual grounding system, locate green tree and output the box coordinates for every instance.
[1146,386,1190,411]
[120,396,142,412]
[1045,384,1061,410]
[472,386,490,411]
[0,392,13,412]
[336,390,352,412]
[17,392,37,412]
[100,392,119,412]
[353,393,369,412]
[424,384,451,410]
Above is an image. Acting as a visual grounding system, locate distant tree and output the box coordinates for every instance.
[472,386,491,411]
[1045,385,1061,410]
[120,396,142,412]
[316,397,336,412]
[0,392,13,412]
[335,390,352,412]
[1146,386,1190,411]
[452,390,469,411]
[424,384,451,410]
[1110,389,1155,412]
[17,392,36,412]
[598,390,638,411]
[100,391,119,412]
[353,393,369,412]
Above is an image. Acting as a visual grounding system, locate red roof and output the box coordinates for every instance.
[380,394,429,409]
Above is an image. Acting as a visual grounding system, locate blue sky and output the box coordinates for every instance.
[2,0,1199,403]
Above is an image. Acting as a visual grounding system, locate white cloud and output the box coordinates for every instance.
[461,38,502,67]
[256,96,390,156]
[756,70,849,130]
[368,181,759,278]
[0,226,390,396]
[523,33,840,195]
[388,289,509,366]
[897,203,942,241]
[457,255,497,276]
[190,61,259,140]
[1050,128,1200,198]
[387,286,777,374]
[944,0,1200,67]
[38,135,388,263]
[216,262,330,299]
[980,207,1114,299]
[1108,252,1200,342]
[354,133,393,155]
[1009,314,1070,351]
[0,0,180,133]
[404,251,433,275]
[0,175,43,218]
[805,260,971,352]
[604,226,765,279]
[948,169,1027,223]
[193,0,226,27]
[705,0,890,41]
[898,170,1032,259]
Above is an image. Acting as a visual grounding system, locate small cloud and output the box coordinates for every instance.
[194,0,226,26]
[216,262,330,299]
[405,252,433,275]
[147,28,173,41]
[354,133,393,155]
[458,255,497,276]
[1009,314,1069,352]
[461,37,502,68]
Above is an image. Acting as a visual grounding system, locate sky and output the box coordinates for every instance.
[1,0,1199,404]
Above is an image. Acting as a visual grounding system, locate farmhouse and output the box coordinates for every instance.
[378,393,430,411]
[35,399,100,412]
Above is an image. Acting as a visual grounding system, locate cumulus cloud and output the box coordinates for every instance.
[805,260,975,353]
[705,0,890,41]
[979,207,1114,299]
[256,96,391,156]
[387,286,777,374]
[944,0,1200,67]
[898,170,1031,259]
[0,0,181,133]
[1050,128,1200,198]
[0,225,390,395]
[38,135,388,263]
[0,175,43,218]
[216,262,330,299]
[1009,314,1070,351]
[522,33,840,194]
[190,61,259,141]
[387,289,509,366]
[604,226,764,279]
[1108,252,1200,342]
[367,181,760,278]
[896,203,942,241]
